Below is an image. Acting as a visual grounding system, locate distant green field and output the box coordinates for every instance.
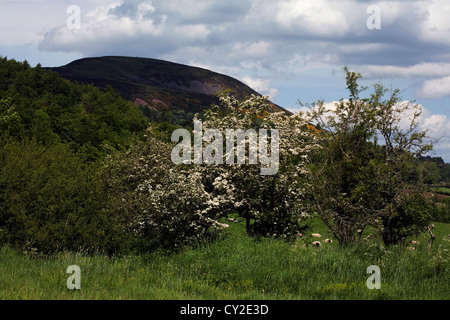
[0,216,448,300]
[431,187,450,196]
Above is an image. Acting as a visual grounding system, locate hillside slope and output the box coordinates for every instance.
[49,56,289,118]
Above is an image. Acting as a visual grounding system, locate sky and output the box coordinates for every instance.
[1,0,449,162]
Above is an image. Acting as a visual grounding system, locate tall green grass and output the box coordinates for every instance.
[0,219,449,300]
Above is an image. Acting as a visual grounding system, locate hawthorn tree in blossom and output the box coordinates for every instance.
[103,131,225,251]
[197,94,320,239]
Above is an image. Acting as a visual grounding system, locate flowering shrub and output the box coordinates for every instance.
[196,94,320,238]
[104,94,320,248]
[103,130,225,251]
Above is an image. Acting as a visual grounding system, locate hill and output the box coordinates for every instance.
[48,56,290,123]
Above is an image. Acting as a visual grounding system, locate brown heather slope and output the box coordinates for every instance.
[48,56,291,117]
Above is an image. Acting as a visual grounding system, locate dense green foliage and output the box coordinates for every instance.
[0,57,148,161]
[0,138,130,255]
[141,107,196,128]
[0,57,149,254]
[407,157,450,224]
[414,155,450,184]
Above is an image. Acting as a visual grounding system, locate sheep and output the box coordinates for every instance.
[311,233,322,238]
[325,239,333,244]
[312,241,322,247]
[296,233,304,238]
[216,223,229,228]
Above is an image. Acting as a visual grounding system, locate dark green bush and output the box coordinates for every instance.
[0,138,131,256]
[381,189,435,245]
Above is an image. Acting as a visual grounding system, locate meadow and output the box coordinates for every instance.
[431,187,450,196]
[0,216,448,300]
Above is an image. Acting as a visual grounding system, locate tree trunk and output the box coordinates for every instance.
[246,216,251,235]
[427,224,436,249]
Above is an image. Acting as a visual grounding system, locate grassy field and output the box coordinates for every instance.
[431,187,450,196]
[0,216,448,300]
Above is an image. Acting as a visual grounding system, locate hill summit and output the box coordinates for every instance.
[49,56,289,119]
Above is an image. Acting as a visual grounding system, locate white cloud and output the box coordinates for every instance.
[0,1,66,45]
[421,114,449,138]
[339,43,388,55]
[233,41,270,57]
[242,76,279,101]
[174,24,210,40]
[418,105,450,161]
[353,63,450,100]
[273,0,351,37]
[419,0,450,45]
[34,0,450,75]
[356,63,450,79]
[39,1,167,52]
[0,0,116,45]
[391,102,450,161]
[417,75,450,99]
[165,0,211,17]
